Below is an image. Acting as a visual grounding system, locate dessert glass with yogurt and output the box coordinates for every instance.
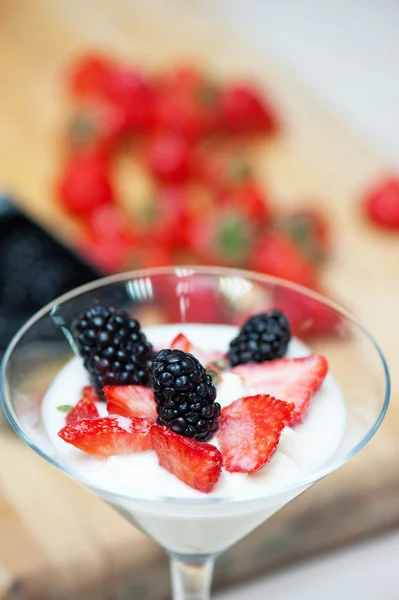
[0,267,390,600]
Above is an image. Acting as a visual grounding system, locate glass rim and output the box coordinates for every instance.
[0,265,391,507]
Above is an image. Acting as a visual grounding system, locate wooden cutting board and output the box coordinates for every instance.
[1,1,399,599]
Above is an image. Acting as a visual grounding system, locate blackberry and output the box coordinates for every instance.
[71,304,154,399]
[228,310,291,367]
[152,349,220,442]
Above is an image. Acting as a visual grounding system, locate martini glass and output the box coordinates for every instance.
[0,267,390,600]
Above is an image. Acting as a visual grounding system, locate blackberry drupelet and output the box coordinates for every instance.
[228,310,291,367]
[152,349,220,442]
[71,304,154,399]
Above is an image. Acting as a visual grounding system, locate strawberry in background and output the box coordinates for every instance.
[58,52,344,342]
[249,232,318,289]
[152,65,220,142]
[278,208,331,264]
[58,152,114,218]
[66,102,129,157]
[68,54,154,133]
[79,205,137,273]
[363,176,399,230]
[219,82,279,136]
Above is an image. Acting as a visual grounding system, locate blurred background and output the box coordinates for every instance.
[0,1,398,598]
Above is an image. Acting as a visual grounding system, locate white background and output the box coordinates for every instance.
[215,1,399,598]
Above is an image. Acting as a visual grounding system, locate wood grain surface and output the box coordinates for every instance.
[0,1,398,599]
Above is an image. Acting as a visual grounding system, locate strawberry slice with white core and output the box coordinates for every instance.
[218,394,294,473]
[231,355,328,425]
[58,416,152,458]
[104,385,157,420]
[150,425,223,494]
[170,332,226,367]
[66,386,100,425]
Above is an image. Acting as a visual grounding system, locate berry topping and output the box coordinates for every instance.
[150,425,223,493]
[170,332,226,367]
[218,395,294,473]
[104,385,157,420]
[58,416,152,458]
[151,349,220,442]
[231,354,328,425]
[228,310,291,367]
[66,386,100,425]
[71,304,154,400]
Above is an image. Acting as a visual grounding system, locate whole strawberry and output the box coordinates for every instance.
[192,138,253,192]
[67,54,113,99]
[152,65,220,142]
[219,83,279,135]
[189,207,256,267]
[221,182,273,224]
[66,102,129,157]
[145,133,191,183]
[79,205,138,273]
[249,232,317,289]
[279,208,331,263]
[58,153,114,218]
[363,176,399,230]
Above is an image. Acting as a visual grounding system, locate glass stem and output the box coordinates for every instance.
[169,554,216,600]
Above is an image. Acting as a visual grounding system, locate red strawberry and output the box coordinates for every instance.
[192,139,253,192]
[104,385,157,420]
[231,355,328,425]
[279,208,331,263]
[66,386,100,425]
[363,176,399,230]
[67,54,113,98]
[152,65,220,141]
[58,153,114,218]
[58,416,152,458]
[150,425,223,493]
[219,83,279,135]
[81,386,100,403]
[189,207,255,267]
[218,395,294,473]
[145,133,191,183]
[100,65,154,133]
[170,333,226,367]
[79,205,138,273]
[138,185,191,250]
[170,332,192,353]
[221,182,273,224]
[66,101,129,157]
[249,233,317,289]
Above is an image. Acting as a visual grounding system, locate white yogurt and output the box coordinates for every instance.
[41,324,346,554]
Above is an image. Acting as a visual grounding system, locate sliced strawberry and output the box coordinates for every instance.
[150,425,223,494]
[81,385,100,403]
[170,333,226,367]
[104,385,157,420]
[170,332,192,353]
[218,394,294,473]
[231,355,328,425]
[58,416,152,458]
[66,386,100,425]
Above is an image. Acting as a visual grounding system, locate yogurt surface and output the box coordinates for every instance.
[41,324,346,501]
